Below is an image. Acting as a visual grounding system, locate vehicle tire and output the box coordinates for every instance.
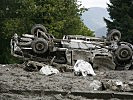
[31,24,47,36]
[107,29,121,41]
[115,45,132,61]
[31,38,48,54]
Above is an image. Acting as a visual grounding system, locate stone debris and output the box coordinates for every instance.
[103,79,131,91]
[74,60,96,76]
[89,80,102,91]
[128,81,133,86]
[128,81,133,90]
[0,64,133,100]
[24,61,45,72]
[40,65,59,76]
[2,65,6,67]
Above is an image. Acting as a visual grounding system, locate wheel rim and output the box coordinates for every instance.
[120,49,129,58]
[35,42,45,51]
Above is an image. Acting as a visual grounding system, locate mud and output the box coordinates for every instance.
[0,64,133,100]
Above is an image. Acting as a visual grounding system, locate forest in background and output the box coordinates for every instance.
[105,0,133,43]
[0,0,93,64]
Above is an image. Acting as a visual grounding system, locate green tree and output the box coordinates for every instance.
[0,0,93,64]
[104,0,133,43]
[34,0,93,38]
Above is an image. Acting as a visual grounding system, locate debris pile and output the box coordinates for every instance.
[40,65,59,76]
[1,24,133,99]
[103,79,131,92]
[74,60,96,76]
[0,64,133,99]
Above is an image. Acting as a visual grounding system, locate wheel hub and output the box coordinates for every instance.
[120,49,129,58]
[36,42,44,51]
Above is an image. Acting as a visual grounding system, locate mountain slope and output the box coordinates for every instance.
[81,7,110,36]
[95,27,107,37]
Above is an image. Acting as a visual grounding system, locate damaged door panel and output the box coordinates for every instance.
[11,24,133,70]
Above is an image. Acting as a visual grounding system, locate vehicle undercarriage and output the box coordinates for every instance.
[11,24,133,70]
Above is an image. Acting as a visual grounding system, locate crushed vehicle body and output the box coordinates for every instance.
[11,24,133,70]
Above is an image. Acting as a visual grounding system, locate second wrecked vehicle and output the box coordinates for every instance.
[11,24,133,70]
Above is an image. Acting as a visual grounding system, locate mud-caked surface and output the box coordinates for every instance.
[0,64,133,100]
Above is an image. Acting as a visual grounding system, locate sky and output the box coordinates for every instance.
[78,0,110,8]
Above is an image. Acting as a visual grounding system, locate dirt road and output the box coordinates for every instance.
[0,64,133,100]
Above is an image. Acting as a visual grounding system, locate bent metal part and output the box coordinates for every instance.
[10,24,133,70]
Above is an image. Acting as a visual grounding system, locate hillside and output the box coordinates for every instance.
[81,7,110,37]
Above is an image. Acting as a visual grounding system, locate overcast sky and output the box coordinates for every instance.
[78,0,110,8]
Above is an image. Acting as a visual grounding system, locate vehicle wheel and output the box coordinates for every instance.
[115,45,132,61]
[31,24,47,36]
[107,29,121,41]
[31,38,48,54]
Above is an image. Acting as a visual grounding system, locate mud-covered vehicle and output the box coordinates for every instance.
[11,24,133,70]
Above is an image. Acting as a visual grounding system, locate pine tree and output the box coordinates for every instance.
[105,0,133,43]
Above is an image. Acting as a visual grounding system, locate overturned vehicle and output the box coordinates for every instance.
[11,24,133,70]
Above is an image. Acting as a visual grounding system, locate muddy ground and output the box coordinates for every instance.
[0,64,133,100]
